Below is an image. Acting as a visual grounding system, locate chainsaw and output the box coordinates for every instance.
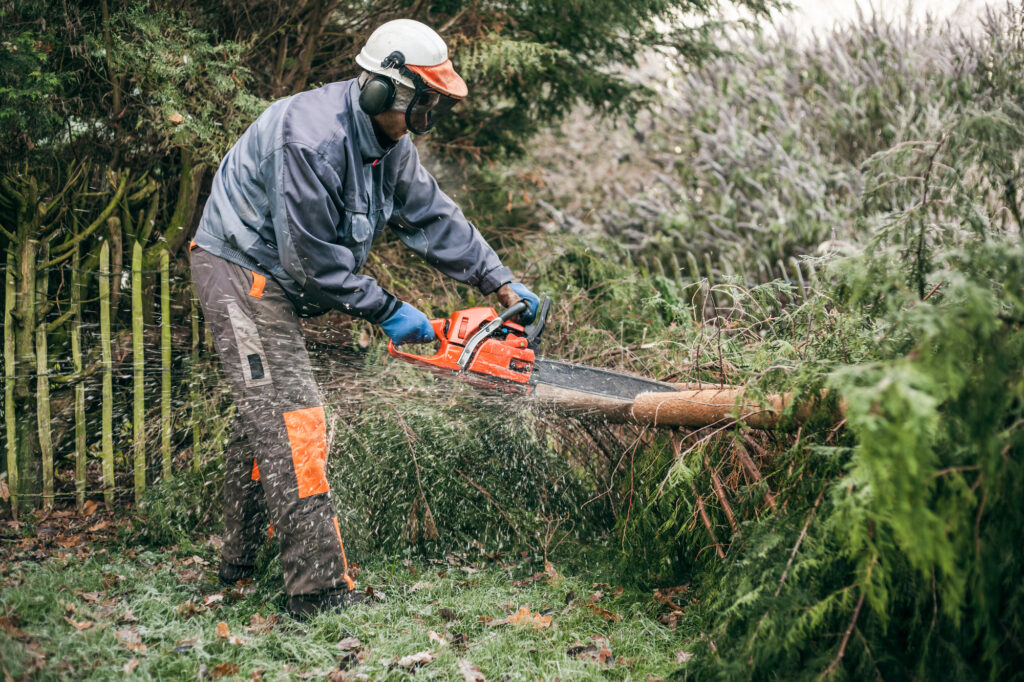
[387,298,679,402]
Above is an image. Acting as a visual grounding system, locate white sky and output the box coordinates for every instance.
[770,0,994,37]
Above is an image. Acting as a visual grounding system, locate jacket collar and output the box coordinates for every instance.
[347,79,394,163]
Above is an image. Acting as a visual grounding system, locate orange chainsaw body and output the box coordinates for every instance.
[387,306,535,386]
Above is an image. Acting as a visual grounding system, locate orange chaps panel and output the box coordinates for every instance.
[283,406,330,498]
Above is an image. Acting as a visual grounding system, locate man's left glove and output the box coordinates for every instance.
[506,282,540,324]
[380,302,438,345]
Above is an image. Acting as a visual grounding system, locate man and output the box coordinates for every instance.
[190,18,539,618]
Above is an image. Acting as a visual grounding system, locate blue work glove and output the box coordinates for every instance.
[380,302,437,346]
[508,282,540,325]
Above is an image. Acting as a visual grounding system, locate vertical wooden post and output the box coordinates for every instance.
[72,245,86,512]
[100,242,114,508]
[4,249,17,517]
[160,248,172,482]
[15,237,38,501]
[191,293,201,472]
[132,241,145,504]
[36,244,53,512]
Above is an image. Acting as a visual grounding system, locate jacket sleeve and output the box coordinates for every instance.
[389,141,514,295]
[267,142,400,323]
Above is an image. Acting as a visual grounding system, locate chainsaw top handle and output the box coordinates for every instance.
[456,300,528,369]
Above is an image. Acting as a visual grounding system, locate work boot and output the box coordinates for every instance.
[218,561,254,586]
[287,589,371,620]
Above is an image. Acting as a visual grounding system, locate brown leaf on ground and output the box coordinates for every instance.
[76,591,105,604]
[216,622,230,639]
[168,112,185,125]
[437,607,457,621]
[204,593,225,608]
[544,561,562,585]
[396,651,434,669]
[123,658,139,674]
[250,669,263,681]
[245,613,278,635]
[64,617,93,631]
[0,616,27,640]
[508,607,552,629]
[585,603,621,622]
[56,535,82,548]
[428,631,447,647]
[82,500,99,516]
[478,615,509,627]
[457,658,485,681]
[589,590,604,602]
[87,520,111,533]
[675,649,693,664]
[337,636,362,652]
[408,581,432,593]
[211,662,239,679]
[116,628,147,653]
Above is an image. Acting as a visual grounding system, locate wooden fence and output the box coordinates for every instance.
[2,241,203,519]
[1,234,819,520]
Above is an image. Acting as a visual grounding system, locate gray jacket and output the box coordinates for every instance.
[194,78,514,322]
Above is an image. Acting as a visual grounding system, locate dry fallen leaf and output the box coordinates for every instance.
[508,607,553,630]
[408,581,432,593]
[64,617,93,631]
[168,112,185,124]
[0,616,26,640]
[205,593,225,607]
[396,651,434,668]
[123,658,139,674]
[56,534,82,548]
[478,615,509,627]
[457,658,485,681]
[211,662,239,679]
[87,520,111,533]
[116,628,147,653]
[82,500,99,516]
[675,649,693,664]
[585,603,621,622]
[216,621,230,639]
[245,613,278,635]
[544,561,562,585]
[428,630,447,647]
[337,636,362,652]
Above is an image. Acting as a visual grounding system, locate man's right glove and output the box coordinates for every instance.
[380,302,437,346]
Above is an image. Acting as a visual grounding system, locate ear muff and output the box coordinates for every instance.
[358,75,396,116]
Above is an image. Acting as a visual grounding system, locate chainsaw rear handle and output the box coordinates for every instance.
[386,318,448,363]
[386,300,529,366]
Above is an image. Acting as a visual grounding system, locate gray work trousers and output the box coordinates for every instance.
[190,246,354,597]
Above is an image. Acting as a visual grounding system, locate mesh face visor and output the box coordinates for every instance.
[405,84,458,134]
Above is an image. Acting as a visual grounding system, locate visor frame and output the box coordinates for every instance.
[398,66,460,135]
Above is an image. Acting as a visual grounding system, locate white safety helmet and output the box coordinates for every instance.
[356,19,467,133]
[356,19,467,98]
